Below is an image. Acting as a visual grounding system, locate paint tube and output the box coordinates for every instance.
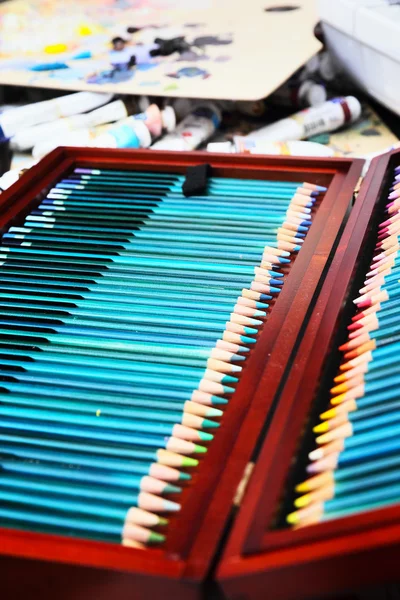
[233,137,335,157]
[207,141,234,153]
[11,98,138,151]
[32,129,99,159]
[95,119,151,149]
[132,104,176,139]
[0,167,26,191]
[269,79,327,109]
[151,103,221,151]
[246,97,362,143]
[30,102,173,156]
[0,92,113,139]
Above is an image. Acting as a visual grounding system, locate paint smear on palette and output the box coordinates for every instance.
[167,66,210,79]
[136,62,158,71]
[176,51,210,62]
[214,55,231,63]
[87,68,135,84]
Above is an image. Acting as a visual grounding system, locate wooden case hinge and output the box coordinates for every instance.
[233,462,255,507]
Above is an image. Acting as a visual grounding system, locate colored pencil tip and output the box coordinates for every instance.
[206,407,224,417]
[198,431,214,441]
[194,444,208,454]
[330,392,347,405]
[356,299,372,309]
[163,499,181,512]
[202,418,220,429]
[149,531,166,544]
[222,385,236,394]
[330,382,348,394]
[320,407,337,420]
[344,349,359,360]
[158,517,169,526]
[334,373,347,383]
[286,511,299,525]
[178,472,192,481]
[293,245,302,252]
[294,494,311,508]
[182,456,199,467]
[269,279,284,286]
[309,448,323,461]
[313,422,329,433]
[240,335,257,344]
[165,483,182,494]
[260,294,273,301]
[222,375,239,384]
[211,396,229,405]
[348,322,362,331]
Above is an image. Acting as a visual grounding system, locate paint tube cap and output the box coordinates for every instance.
[131,119,152,148]
[319,52,338,82]
[345,96,362,123]
[161,106,176,132]
[206,141,233,153]
[299,81,327,107]
[138,96,151,112]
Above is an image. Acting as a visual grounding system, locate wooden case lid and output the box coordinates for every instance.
[217,151,399,600]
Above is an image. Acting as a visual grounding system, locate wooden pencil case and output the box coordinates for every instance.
[218,150,400,600]
[0,147,363,600]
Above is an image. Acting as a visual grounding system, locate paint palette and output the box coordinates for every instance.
[0,0,321,100]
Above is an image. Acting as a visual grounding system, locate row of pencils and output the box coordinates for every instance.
[0,165,325,548]
[288,166,400,527]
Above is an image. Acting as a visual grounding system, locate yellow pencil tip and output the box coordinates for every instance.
[330,382,347,394]
[294,494,311,508]
[331,392,346,405]
[286,512,299,525]
[313,422,329,433]
[295,481,310,493]
[334,373,347,383]
[320,407,337,420]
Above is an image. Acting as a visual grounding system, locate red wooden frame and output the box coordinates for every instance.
[0,148,363,600]
[218,151,399,600]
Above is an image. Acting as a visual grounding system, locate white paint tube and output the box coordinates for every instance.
[246,97,361,143]
[207,138,335,157]
[31,103,173,157]
[0,92,113,140]
[151,103,221,151]
[33,119,151,158]
[12,99,135,151]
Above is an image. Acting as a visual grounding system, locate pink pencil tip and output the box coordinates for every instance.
[357,299,372,309]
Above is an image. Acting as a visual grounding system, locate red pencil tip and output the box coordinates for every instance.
[351,311,365,322]
[339,342,350,351]
[348,322,363,331]
[344,348,358,359]
[357,299,372,309]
